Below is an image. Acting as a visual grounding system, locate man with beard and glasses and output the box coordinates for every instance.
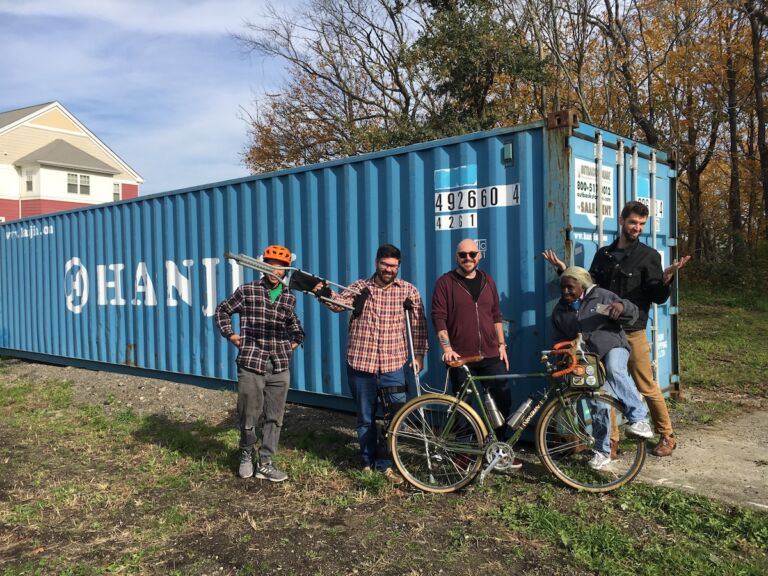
[316,244,428,480]
[543,201,690,457]
[431,238,521,470]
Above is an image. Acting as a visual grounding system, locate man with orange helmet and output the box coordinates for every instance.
[215,244,304,482]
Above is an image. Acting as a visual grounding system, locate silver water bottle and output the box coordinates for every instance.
[507,397,534,429]
[482,391,505,429]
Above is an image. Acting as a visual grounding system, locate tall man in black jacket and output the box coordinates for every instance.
[543,201,690,457]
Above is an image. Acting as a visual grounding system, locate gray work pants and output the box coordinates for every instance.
[237,361,290,464]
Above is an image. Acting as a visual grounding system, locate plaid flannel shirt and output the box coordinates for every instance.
[331,277,428,374]
[215,280,304,374]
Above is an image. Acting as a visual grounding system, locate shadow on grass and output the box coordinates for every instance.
[131,407,362,477]
[132,414,234,469]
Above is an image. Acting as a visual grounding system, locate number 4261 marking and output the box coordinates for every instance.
[435,212,478,230]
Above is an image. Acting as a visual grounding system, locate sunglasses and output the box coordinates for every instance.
[457,251,479,259]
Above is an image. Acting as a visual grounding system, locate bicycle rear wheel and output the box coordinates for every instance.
[536,390,647,492]
[388,394,487,493]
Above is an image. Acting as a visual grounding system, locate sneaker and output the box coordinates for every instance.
[255,462,287,483]
[651,434,677,457]
[238,448,254,479]
[626,421,653,439]
[383,467,404,485]
[588,451,612,470]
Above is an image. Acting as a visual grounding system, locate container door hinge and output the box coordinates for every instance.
[547,108,580,129]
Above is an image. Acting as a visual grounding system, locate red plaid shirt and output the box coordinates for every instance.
[330,277,428,373]
[215,280,304,374]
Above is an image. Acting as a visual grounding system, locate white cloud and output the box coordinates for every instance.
[0,0,292,195]
[0,0,301,36]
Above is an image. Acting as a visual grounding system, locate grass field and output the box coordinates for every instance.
[1,284,767,575]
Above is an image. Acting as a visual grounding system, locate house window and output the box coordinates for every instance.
[67,173,91,194]
[26,178,33,192]
[80,175,90,195]
[113,183,120,201]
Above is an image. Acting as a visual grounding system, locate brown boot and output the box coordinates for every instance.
[652,434,677,457]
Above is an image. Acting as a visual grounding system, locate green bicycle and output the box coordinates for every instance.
[387,337,647,493]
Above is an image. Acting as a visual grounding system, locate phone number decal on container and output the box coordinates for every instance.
[434,184,520,214]
[574,159,613,224]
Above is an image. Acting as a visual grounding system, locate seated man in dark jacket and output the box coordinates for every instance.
[552,266,653,470]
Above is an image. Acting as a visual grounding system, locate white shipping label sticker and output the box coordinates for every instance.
[637,196,664,219]
[574,159,614,224]
[435,212,478,231]
[434,183,520,214]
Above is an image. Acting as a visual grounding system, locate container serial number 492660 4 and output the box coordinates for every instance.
[433,184,520,230]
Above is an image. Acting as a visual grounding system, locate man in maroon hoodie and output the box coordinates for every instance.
[431,239,518,467]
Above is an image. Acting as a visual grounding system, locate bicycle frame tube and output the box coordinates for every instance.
[432,369,492,455]
[441,346,579,450]
[465,372,567,446]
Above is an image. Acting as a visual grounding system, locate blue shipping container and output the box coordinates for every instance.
[0,112,680,412]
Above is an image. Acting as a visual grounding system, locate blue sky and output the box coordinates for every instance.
[0,0,293,195]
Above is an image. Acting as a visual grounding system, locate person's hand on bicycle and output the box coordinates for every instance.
[441,348,461,364]
[411,354,424,373]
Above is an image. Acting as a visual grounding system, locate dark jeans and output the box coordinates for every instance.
[347,365,406,468]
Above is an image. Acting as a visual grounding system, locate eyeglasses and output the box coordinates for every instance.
[457,251,479,259]
[378,261,400,270]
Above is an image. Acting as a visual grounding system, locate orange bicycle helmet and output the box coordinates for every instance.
[262,244,292,265]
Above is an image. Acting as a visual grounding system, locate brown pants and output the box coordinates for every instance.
[626,329,674,436]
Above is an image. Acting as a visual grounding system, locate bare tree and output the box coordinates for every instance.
[236,0,432,171]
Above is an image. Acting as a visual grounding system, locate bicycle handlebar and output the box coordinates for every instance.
[445,355,483,368]
[548,348,578,378]
[442,335,582,378]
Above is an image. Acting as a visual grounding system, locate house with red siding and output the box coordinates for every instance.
[0,102,142,222]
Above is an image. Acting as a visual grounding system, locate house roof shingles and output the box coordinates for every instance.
[14,139,120,175]
[0,102,54,131]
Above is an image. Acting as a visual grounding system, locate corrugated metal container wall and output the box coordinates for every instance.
[0,116,679,411]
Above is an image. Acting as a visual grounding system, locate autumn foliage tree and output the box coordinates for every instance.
[238,0,767,264]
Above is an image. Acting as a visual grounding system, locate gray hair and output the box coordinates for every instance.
[561,266,594,290]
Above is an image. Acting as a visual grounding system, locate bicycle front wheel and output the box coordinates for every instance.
[388,395,487,493]
[536,390,647,492]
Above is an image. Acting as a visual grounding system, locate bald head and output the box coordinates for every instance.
[456,238,479,253]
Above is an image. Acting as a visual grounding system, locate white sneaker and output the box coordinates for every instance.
[626,421,653,439]
[588,452,612,470]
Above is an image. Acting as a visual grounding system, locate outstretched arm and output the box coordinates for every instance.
[662,255,692,285]
[542,249,567,273]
